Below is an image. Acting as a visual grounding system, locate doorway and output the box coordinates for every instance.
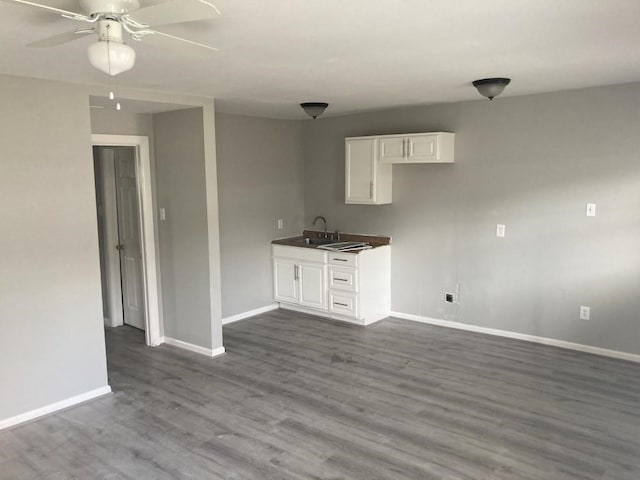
[92,135,162,346]
[94,146,145,330]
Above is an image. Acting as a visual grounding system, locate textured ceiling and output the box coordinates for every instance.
[1,0,640,118]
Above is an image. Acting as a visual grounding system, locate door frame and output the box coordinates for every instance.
[93,134,162,347]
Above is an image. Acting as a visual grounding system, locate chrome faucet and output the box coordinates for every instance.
[312,216,327,237]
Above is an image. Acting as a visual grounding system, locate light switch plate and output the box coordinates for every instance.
[277,218,283,230]
[159,208,166,221]
[496,224,506,238]
[586,203,596,217]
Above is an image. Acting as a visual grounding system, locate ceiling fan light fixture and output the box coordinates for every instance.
[300,102,329,119]
[87,40,136,76]
[472,78,511,100]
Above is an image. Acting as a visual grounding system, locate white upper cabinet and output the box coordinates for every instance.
[345,137,392,205]
[379,132,454,164]
[378,136,406,163]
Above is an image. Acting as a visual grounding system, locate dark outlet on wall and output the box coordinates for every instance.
[445,293,454,303]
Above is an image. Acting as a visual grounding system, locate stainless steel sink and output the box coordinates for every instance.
[291,237,337,246]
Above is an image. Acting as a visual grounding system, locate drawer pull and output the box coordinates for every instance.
[334,302,349,307]
[332,258,348,262]
[334,278,349,282]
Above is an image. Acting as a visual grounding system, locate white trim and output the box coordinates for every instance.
[202,102,225,356]
[280,303,371,326]
[391,311,640,363]
[0,386,112,430]
[222,304,279,325]
[92,135,163,347]
[161,336,226,358]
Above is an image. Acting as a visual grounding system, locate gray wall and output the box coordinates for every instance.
[0,75,108,421]
[216,113,305,318]
[90,109,154,139]
[154,108,213,346]
[303,82,640,356]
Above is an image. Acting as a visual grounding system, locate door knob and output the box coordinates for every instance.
[115,244,125,251]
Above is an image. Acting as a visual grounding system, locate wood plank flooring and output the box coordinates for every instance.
[2,310,640,479]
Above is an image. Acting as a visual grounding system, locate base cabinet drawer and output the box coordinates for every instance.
[328,266,357,292]
[329,291,358,317]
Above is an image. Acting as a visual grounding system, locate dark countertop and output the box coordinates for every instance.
[272,230,391,250]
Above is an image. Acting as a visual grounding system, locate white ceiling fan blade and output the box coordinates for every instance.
[129,0,220,27]
[142,30,218,53]
[2,0,90,21]
[27,29,94,48]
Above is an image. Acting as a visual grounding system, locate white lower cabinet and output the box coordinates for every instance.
[273,245,327,311]
[298,262,326,309]
[273,244,390,325]
[273,257,298,303]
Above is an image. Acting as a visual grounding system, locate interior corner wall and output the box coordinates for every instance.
[153,108,213,347]
[302,82,640,356]
[215,113,305,318]
[0,75,109,422]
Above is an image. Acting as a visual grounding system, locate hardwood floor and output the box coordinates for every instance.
[2,310,640,479]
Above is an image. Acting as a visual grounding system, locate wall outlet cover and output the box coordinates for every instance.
[496,224,506,238]
[580,305,590,320]
[586,203,596,217]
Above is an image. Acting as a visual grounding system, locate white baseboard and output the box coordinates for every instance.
[161,336,226,358]
[222,304,279,325]
[391,311,640,364]
[0,385,112,431]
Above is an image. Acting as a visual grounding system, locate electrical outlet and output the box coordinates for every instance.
[580,305,590,321]
[159,208,166,221]
[445,293,454,303]
[586,203,596,217]
[496,224,506,238]
[277,218,283,230]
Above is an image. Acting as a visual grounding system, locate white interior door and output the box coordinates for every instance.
[114,148,145,330]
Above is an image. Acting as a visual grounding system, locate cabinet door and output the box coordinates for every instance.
[273,257,298,304]
[345,138,376,204]
[345,138,392,204]
[406,134,437,162]
[379,136,406,163]
[299,262,327,310]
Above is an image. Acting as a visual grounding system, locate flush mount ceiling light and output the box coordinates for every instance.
[300,102,329,119]
[472,78,511,100]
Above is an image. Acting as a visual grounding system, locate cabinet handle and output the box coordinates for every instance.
[294,265,299,280]
[332,258,348,262]
[334,278,348,282]
[334,302,349,307]
[402,138,407,158]
[408,139,413,157]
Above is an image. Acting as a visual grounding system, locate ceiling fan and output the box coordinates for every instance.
[5,0,220,75]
